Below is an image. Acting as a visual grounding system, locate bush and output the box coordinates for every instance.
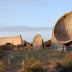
[0,55,46,72]
[6,43,11,46]
[0,61,5,72]
[0,43,14,58]
[18,55,46,72]
[44,40,51,47]
[0,45,11,50]
[0,49,5,59]
[57,53,72,72]
[23,40,28,46]
[16,44,24,48]
[0,43,16,50]
[6,43,15,47]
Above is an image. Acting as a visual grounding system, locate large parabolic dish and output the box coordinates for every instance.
[54,12,72,43]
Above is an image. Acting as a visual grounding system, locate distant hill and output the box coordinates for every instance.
[0,26,53,32]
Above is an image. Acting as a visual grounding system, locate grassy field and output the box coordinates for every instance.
[0,49,67,72]
[1,49,66,64]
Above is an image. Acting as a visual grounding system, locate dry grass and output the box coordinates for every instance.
[0,61,5,72]
[0,49,66,72]
[50,52,72,72]
[41,52,72,72]
[18,54,46,72]
[0,55,47,72]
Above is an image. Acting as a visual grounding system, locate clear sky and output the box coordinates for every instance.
[0,0,72,27]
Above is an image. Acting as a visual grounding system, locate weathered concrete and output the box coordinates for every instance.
[0,35,24,45]
[52,12,72,51]
[33,34,43,49]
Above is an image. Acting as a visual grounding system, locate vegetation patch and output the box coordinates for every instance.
[0,55,47,72]
[44,40,51,48]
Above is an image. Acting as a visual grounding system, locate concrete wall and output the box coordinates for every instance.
[52,12,72,51]
[54,12,72,42]
[52,28,66,51]
[0,35,24,45]
[33,34,43,49]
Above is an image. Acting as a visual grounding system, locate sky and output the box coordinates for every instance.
[0,0,72,27]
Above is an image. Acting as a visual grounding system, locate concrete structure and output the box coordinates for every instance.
[0,35,24,45]
[52,12,72,51]
[33,34,43,49]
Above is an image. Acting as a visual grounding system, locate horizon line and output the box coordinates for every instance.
[0,26,53,27]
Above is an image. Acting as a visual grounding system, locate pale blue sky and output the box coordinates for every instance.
[0,0,72,27]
